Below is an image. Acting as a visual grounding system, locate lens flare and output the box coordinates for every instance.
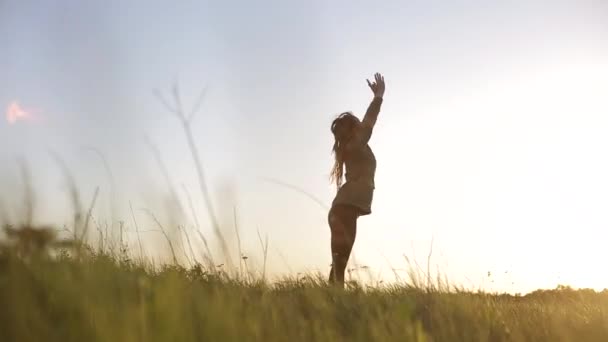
[6,101,34,124]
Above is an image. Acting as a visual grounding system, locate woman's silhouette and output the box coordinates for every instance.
[328,72,385,287]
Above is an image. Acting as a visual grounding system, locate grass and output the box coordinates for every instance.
[3,82,608,341]
[2,226,608,342]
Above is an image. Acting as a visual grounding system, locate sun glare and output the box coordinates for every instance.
[6,101,34,124]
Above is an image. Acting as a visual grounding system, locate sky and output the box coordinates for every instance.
[1,0,607,294]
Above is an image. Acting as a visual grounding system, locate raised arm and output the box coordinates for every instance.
[354,73,385,145]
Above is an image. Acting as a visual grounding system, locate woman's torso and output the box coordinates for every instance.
[344,143,376,188]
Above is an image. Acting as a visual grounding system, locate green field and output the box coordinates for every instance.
[2,225,608,342]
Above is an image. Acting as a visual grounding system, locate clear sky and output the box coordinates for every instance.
[1,0,607,294]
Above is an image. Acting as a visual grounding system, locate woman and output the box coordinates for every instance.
[328,72,385,286]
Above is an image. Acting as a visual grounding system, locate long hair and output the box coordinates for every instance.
[330,112,359,189]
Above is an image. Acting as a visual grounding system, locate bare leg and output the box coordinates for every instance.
[328,205,358,287]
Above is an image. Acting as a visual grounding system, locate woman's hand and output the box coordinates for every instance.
[366,72,385,99]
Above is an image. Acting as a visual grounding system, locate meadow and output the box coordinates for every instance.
[1,221,608,342]
[3,85,608,341]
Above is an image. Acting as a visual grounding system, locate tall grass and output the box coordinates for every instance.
[3,82,608,341]
[2,228,608,342]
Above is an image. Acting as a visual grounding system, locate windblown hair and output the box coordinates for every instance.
[330,112,359,189]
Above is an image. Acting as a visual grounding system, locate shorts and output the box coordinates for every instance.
[331,180,374,216]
